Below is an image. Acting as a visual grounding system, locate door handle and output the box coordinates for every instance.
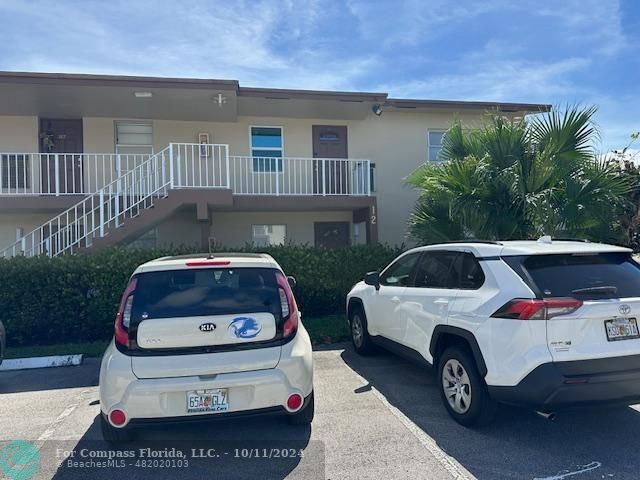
[391,296,401,304]
[434,299,449,305]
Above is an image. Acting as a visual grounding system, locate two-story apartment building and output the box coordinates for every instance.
[0,71,548,256]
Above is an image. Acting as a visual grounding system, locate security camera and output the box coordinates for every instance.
[372,104,383,116]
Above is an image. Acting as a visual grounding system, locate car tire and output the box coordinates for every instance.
[287,392,314,425]
[100,414,135,443]
[349,306,376,355]
[437,346,496,427]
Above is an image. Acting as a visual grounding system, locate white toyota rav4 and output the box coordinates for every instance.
[99,253,314,443]
[347,239,640,426]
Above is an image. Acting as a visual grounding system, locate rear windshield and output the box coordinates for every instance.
[516,253,640,299]
[131,267,281,320]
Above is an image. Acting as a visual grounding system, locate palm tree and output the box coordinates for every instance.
[407,106,634,244]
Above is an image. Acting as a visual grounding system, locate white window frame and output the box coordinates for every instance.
[427,128,447,163]
[114,121,154,176]
[252,224,287,246]
[114,121,154,153]
[249,125,284,173]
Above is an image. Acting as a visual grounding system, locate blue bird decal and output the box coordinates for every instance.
[229,317,262,339]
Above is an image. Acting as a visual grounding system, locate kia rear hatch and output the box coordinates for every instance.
[125,267,295,378]
[505,252,640,363]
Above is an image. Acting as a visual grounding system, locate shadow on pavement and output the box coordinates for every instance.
[0,359,100,394]
[341,345,640,480]
[47,412,320,480]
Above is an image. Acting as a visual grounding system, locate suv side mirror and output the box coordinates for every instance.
[287,275,297,289]
[364,271,380,290]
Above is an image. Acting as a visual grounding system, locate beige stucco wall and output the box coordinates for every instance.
[83,117,115,153]
[150,112,482,245]
[0,116,38,152]
[348,110,487,246]
[0,109,491,246]
[148,209,355,248]
[0,213,58,248]
[154,208,201,248]
[210,210,354,247]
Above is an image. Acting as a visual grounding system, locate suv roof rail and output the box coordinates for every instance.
[551,237,592,243]
[432,240,503,245]
[529,237,592,244]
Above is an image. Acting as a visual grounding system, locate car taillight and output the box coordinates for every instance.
[276,272,298,338]
[115,278,137,348]
[492,298,583,320]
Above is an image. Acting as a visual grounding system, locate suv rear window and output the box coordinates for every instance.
[508,253,640,299]
[131,267,281,321]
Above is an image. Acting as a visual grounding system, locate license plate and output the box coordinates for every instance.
[187,388,229,413]
[605,318,640,341]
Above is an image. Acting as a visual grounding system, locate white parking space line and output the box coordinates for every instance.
[533,461,602,480]
[337,353,474,480]
[37,388,93,442]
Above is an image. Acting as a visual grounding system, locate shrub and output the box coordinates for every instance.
[0,244,402,346]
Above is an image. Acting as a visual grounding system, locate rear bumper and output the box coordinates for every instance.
[99,327,313,428]
[123,393,313,427]
[488,354,640,409]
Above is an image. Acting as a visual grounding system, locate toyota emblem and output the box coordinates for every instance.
[619,304,631,315]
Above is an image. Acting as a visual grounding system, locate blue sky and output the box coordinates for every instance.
[0,0,637,151]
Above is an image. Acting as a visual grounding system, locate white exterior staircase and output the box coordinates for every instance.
[0,142,371,258]
[0,143,229,258]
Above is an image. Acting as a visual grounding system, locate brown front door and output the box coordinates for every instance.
[39,119,84,194]
[314,221,350,248]
[312,125,348,194]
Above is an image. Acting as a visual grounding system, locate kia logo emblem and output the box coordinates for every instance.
[199,322,217,332]
[619,305,631,315]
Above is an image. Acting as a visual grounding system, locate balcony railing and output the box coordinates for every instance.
[0,152,151,195]
[228,156,370,196]
[0,145,371,197]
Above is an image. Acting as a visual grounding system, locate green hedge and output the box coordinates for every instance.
[0,244,403,346]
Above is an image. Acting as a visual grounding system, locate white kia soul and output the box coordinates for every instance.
[99,253,314,442]
[347,239,640,426]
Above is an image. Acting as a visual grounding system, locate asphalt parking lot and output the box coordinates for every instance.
[1,345,639,480]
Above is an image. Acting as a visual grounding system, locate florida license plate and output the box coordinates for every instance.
[605,318,640,341]
[187,388,229,413]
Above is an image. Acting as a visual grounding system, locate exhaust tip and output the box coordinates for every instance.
[535,410,556,421]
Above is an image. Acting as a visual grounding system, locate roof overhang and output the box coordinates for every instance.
[0,71,549,121]
[386,98,551,114]
[0,72,240,121]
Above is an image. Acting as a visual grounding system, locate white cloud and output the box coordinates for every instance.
[377,57,592,102]
[0,0,634,150]
[534,0,628,55]
[0,0,372,90]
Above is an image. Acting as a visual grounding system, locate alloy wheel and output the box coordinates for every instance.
[442,358,472,414]
[351,314,364,347]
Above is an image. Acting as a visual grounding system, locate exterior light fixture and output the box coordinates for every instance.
[372,104,383,116]
[212,93,227,107]
[134,91,153,98]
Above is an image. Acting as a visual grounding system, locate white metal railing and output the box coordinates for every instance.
[0,144,372,258]
[229,156,370,196]
[0,144,229,258]
[0,147,172,258]
[0,149,371,197]
[0,152,151,195]
[170,143,229,188]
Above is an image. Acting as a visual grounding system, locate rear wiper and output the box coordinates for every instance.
[571,286,618,296]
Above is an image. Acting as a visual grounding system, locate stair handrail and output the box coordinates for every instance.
[0,145,173,258]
